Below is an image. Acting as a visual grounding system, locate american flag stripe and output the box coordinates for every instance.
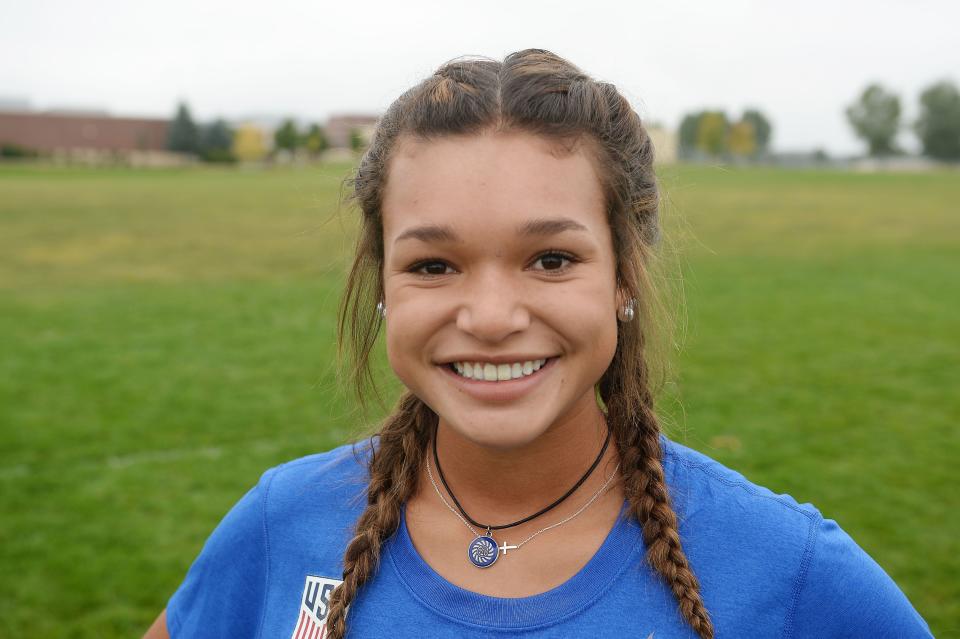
[295,611,309,639]
[293,617,329,639]
[292,601,331,639]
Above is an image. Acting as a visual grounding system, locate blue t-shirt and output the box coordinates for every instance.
[166,437,932,638]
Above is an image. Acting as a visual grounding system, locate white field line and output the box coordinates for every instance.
[106,444,225,469]
[0,436,309,481]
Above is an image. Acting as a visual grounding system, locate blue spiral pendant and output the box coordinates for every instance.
[468,534,499,568]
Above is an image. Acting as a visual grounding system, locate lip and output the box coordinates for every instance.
[436,354,556,366]
[438,357,558,403]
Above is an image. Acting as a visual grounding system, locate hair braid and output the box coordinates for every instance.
[625,418,714,638]
[325,393,434,639]
[604,331,714,639]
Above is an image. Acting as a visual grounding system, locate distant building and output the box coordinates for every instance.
[0,111,169,154]
[0,110,187,165]
[849,156,942,172]
[647,125,678,164]
[325,114,379,149]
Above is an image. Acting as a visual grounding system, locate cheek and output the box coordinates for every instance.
[586,308,620,369]
[383,303,435,388]
[582,313,620,389]
[384,323,413,379]
[546,292,619,364]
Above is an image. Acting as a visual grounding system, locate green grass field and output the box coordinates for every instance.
[0,162,956,637]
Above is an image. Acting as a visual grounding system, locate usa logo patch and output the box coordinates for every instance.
[289,575,343,639]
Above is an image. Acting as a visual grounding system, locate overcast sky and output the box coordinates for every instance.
[2,0,956,155]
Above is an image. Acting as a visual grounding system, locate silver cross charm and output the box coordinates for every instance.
[498,541,518,555]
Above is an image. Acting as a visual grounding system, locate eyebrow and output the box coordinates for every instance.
[393,216,589,244]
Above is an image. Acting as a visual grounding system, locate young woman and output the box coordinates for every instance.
[145,49,932,638]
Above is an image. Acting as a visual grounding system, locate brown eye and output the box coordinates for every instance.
[411,260,453,276]
[424,262,448,275]
[539,254,566,270]
[532,251,575,272]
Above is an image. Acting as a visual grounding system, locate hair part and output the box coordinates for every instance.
[330,49,712,639]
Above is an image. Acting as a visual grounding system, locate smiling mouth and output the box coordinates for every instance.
[444,358,556,382]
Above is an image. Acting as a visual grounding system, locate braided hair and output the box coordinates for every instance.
[332,49,713,639]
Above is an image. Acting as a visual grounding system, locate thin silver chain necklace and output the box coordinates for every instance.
[425,454,621,568]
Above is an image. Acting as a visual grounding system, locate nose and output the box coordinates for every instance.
[456,269,531,344]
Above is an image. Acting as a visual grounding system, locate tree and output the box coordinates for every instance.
[274,119,300,153]
[741,109,772,154]
[678,112,702,159]
[349,128,366,152]
[199,119,235,163]
[727,120,757,157]
[168,102,199,154]
[302,123,329,155]
[696,111,729,157]
[232,123,268,162]
[915,80,960,161]
[1,143,38,158]
[845,84,901,156]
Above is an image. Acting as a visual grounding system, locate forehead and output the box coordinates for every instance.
[381,130,608,244]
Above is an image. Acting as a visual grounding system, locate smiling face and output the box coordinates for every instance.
[381,129,622,450]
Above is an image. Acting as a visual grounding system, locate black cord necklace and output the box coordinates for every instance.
[431,423,611,532]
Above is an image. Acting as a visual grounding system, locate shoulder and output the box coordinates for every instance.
[660,436,931,638]
[660,436,820,612]
[258,438,375,565]
[166,440,375,638]
[262,438,374,511]
[195,439,375,544]
[660,435,821,546]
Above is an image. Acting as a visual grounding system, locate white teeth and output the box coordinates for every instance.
[450,358,550,381]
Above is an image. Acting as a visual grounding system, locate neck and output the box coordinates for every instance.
[430,400,617,527]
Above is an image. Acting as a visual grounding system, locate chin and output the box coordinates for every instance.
[439,411,553,451]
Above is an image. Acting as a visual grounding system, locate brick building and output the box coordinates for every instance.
[0,111,169,155]
[324,114,379,149]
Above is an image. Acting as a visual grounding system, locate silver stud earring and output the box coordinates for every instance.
[376,300,387,318]
[618,298,636,322]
